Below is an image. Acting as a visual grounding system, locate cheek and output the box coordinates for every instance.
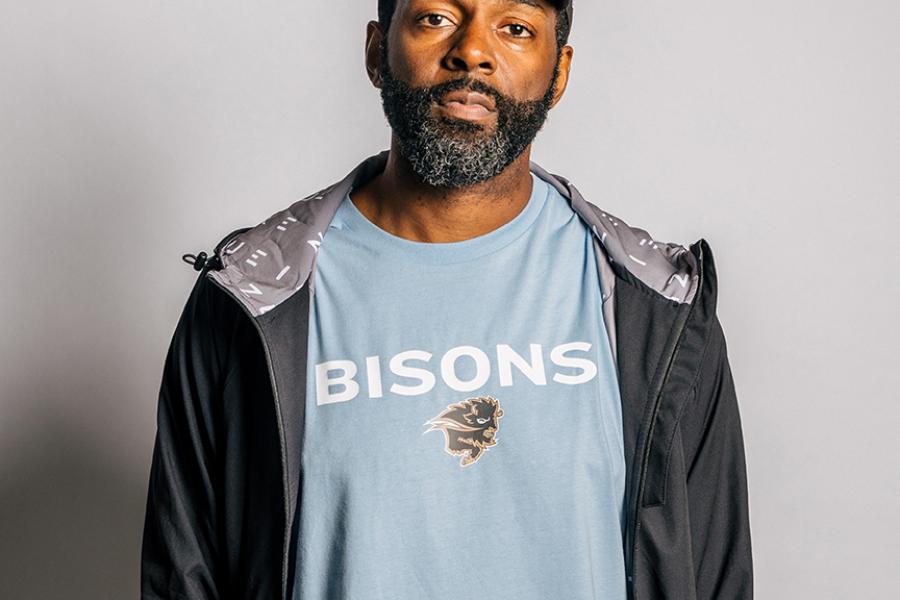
[523,60,557,98]
[388,30,444,85]
[488,54,556,100]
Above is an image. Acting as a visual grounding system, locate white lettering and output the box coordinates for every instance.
[441,345,491,392]
[312,341,599,404]
[365,355,383,398]
[550,342,597,385]
[497,343,547,387]
[316,360,358,405]
[389,350,436,396]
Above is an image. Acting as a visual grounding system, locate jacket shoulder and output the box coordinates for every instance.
[203,180,347,318]
[574,196,702,306]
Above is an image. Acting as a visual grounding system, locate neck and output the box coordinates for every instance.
[349,138,535,243]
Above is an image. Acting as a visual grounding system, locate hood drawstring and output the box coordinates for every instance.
[182,227,250,273]
[182,251,221,272]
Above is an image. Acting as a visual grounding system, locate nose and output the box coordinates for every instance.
[441,18,496,75]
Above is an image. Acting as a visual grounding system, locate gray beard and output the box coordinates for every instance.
[378,43,560,189]
[397,117,514,189]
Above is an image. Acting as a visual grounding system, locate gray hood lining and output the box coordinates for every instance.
[207,150,699,326]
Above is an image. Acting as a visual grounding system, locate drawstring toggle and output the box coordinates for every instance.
[182,251,213,272]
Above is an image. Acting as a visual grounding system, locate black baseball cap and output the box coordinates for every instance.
[549,0,574,42]
[549,1,574,20]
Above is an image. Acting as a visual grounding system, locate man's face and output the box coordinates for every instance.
[376,1,566,189]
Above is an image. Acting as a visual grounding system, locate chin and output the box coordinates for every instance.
[435,117,493,136]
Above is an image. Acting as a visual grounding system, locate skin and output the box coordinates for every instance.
[351,0,574,243]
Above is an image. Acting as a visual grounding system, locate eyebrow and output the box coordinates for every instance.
[508,0,546,12]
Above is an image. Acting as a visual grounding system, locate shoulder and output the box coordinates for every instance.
[202,179,347,317]
[531,163,703,305]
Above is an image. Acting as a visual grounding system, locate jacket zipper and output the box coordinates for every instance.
[624,243,704,600]
[203,251,294,600]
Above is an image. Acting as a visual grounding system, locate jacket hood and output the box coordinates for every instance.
[208,150,700,318]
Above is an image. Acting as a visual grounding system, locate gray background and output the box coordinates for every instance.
[1,1,897,598]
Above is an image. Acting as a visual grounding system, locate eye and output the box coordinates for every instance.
[503,23,534,39]
[477,417,489,424]
[418,13,453,28]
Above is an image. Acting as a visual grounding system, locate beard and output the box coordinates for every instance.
[378,41,560,189]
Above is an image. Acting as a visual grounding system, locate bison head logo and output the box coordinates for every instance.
[423,396,504,467]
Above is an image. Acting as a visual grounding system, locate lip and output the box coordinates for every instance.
[436,90,497,122]
[439,90,497,112]
[438,101,495,121]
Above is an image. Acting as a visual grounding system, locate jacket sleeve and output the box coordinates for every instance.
[681,314,754,599]
[141,272,237,599]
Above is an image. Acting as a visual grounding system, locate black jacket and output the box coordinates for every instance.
[141,151,753,599]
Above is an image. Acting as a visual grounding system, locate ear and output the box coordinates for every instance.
[365,20,385,88]
[550,45,574,109]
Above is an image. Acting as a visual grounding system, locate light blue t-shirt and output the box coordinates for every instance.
[296,172,627,600]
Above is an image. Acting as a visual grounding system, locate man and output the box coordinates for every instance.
[141,1,753,599]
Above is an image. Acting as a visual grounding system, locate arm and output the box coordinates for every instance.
[141,273,235,599]
[682,314,754,599]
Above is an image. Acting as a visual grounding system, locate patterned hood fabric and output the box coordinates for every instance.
[208,150,700,319]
